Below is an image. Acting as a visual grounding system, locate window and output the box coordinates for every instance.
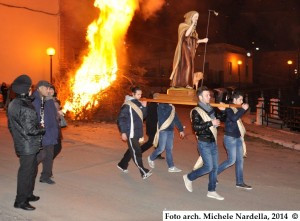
[228,62,232,75]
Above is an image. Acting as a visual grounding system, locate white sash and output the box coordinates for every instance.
[190,107,217,170]
[231,107,247,157]
[124,101,144,143]
[153,105,175,147]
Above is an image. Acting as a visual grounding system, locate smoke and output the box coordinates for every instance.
[138,0,166,19]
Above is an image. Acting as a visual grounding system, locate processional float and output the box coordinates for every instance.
[142,10,240,109]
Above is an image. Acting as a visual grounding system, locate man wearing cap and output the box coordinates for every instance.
[49,84,64,159]
[32,80,59,184]
[7,74,45,210]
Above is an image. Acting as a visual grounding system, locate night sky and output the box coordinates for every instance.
[126,0,300,59]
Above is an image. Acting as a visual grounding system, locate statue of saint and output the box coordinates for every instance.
[170,11,208,89]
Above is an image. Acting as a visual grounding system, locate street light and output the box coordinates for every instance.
[46,47,56,83]
[237,60,242,88]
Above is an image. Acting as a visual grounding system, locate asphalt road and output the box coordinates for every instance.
[0,107,299,221]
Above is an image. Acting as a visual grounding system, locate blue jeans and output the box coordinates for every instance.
[188,141,218,192]
[218,135,244,185]
[150,131,174,168]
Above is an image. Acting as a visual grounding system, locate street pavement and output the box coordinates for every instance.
[0,106,299,221]
[242,112,300,151]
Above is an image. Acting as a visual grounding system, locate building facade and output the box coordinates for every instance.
[0,0,59,85]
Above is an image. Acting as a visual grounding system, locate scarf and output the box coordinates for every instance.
[199,101,216,120]
[231,107,247,157]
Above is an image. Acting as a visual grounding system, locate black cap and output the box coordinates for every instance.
[36,80,51,88]
[11,74,32,94]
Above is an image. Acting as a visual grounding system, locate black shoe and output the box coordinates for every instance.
[14,201,36,211]
[236,183,252,190]
[27,195,40,202]
[40,178,55,184]
[156,155,165,160]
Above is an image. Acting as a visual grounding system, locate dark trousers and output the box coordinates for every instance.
[37,145,54,180]
[119,138,150,177]
[53,139,62,159]
[118,135,155,170]
[16,154,38,203]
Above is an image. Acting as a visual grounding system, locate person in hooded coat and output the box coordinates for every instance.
[170,11,208,88]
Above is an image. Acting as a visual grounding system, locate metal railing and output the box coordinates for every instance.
[257,99,300,131]
[282,106,300,131]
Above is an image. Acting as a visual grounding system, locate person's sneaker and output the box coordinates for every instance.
[142,171,153,180]
[117,165,128,173]
[236,183,252,190]
[207,191,224,200]
[168,166,182,173]
[40,178,55,184]
[183,174,193,192]
[148,156,155,169]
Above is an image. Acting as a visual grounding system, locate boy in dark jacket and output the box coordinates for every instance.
[117,86,152,179]
[117,100,164,174]
[147,103,184,172]
[218,91,252,190]
[8,75,45,210]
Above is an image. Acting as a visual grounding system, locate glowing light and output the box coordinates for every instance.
[46,47,56,56]
[64,0,138,116]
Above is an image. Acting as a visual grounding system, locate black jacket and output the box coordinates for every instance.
[7,95,45,156]
[191,106,225,142]
[224,107,246,138]
[117,97,147,139]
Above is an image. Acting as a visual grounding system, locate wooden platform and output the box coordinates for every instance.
[151,88,198,105]
[141,88,241,108]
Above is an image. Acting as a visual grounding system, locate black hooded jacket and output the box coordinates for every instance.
[7,95,45,156]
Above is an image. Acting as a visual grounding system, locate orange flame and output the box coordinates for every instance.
[63,0,138,115]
